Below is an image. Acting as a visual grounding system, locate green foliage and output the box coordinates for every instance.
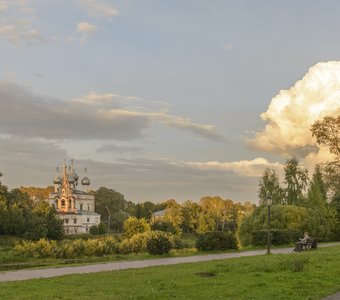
[89,225,99,235]
[258,168,284,205]
[323,159,340,197]
[311,115,340,156]
[14,236,120,259]
[95,187,128,232]
[146,231,172,255]
[150,219,176,234]
[23,213,48,240]
[181,200,202,233]
[0,180,63,240]
[196,231,238,251]
[330,193,340,240]
[238,205,309,246]
[239,204,336,246]
[283,158,309,205]
[90,222,108,235]
[123,216,150,238]
[119,232,149,254]
[250,229,301,246]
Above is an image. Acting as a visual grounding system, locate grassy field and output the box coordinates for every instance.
[0,245,339,299]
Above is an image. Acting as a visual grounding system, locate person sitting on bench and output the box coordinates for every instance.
[293,232,309,251]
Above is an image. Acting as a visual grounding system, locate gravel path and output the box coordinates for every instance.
[0,243,339,283]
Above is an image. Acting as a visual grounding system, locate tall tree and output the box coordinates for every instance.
[311,116,340,197]
[95,187,127,229]
[311,116,340,156]
[258,168,284,205]
[181,200,201,233]
[283,158,309,205]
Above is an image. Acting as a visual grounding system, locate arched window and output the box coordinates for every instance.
[61,199,65,207]
[69,199,72,208]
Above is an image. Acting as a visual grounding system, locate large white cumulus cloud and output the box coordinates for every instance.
[248,61,340,158]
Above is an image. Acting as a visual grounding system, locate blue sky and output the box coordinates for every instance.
[0,0,340,203]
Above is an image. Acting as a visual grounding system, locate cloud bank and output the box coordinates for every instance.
[248,61,340,159]
[0,80,225,142]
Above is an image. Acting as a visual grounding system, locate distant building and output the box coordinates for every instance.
[153,209,166,220]
[48,160,100,234]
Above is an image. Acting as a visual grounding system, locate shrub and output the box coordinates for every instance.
[251,229,303,246]
[97,222,108,235]
[238,205,316,246]
[119,232,149,254]
[196,231,238,251]
[123,217,150,238]
[89,225,99,235]
[151,219,177,234]
[90,222,108,235]
[146,231,172,255]
[14,236,120,259]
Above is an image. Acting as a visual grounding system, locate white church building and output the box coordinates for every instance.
[48,160,101,234]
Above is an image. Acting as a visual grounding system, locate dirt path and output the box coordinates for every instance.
[0,243,339,283]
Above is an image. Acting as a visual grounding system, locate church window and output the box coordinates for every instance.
[88,205,90,210]
[87,218,90,222]
[61,199,65,207]
[74,219,77,224]
[69,199,72,208]
[65,219,69,224]
[80,204,83,210]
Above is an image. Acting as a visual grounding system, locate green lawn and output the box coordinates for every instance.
[0,245,340,299]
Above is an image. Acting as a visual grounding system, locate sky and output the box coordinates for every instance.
[0,0,340,204]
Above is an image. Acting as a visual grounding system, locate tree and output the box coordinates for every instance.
[322,159,340,197]
[283,158,309,205]
[163,200,183,233]
[95,187,127,230]
[19,186,54,201]
[311,116,340,156]
[180,200,201,233]
[311,115,340,197]
[330,193,340,240]
[307,165,327,210]
[258,168,284,205]
[123,216,150,238]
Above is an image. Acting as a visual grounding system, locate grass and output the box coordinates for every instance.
[0,245,340,299]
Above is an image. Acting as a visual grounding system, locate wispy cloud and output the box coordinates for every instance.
[0,81,226,142]
[75,0,118,18]
[0,0,51,46]
[76,21,97,42]
[186,158,282,177]
[96,144,144,154]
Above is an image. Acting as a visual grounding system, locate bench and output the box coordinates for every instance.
[294,237,317,252]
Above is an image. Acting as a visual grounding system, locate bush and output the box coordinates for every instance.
[119,232,149,254]
[238,205,314,247]
[90,222,108,235]
[251,229,302,246]
[123,217,150,238]
[89,225,99,235]
[14,236,120,259]
[151,220,177,234]
[146,231,172,255]
[196,231,238,251]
